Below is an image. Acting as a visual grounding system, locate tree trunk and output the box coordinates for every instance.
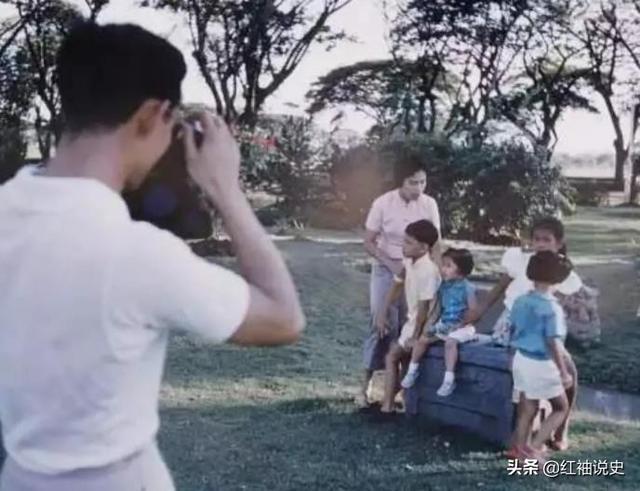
[613,139,628,192]
[625,105,640,201]
[416,96,426,133]
[629,156,640,205]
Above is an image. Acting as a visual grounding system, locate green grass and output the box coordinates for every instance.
[159,227,640,489]
[560,207,640,393]
[563,207,640,258]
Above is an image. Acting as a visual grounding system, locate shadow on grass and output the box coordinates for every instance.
[0,410,637,491]
[158,396,640,491]
[159,396,507,491]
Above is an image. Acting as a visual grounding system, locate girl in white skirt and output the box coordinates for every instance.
[471,216,581,451]
[508,251,574,461]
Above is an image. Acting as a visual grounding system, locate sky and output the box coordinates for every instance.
[1,0,622,156]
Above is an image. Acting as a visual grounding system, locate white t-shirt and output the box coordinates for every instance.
[501,247,582,311]
[0,166,250,474]
[396,254,441,346]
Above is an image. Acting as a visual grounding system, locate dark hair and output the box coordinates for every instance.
[531,216,567,256]
[57,22,187,133]
[393,148,426,188]
[443,247,474,277]
[526,251,573,284]
[405,219,439,248]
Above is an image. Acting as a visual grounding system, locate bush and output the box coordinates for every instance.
[0,124,28,184]
[378,136,572,242]
[253,131,571,239]
[570,181,609,207]
[240,115,334,222]
[325,145,385,228]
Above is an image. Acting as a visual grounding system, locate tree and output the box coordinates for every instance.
[148,0,354,128]
[385,0,593,158]
[0,0,102,160]
[390,0,538,144]
[567,0,640,191]
[493,2,595,160]
[306,58,454,138]
[496,62,594,160]
[0,39,34,182]
[596,0,640,202]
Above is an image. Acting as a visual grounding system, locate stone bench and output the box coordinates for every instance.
[404,342,515,446]
[403,285,515,446]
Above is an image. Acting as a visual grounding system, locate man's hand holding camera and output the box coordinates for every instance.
[182,111,242,206]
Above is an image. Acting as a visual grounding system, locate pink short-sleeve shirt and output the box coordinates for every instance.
[365,190,441,260]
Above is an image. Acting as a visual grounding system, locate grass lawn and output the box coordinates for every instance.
[159,207,640,489]
[562,207,640,258]
[561,207,640,394]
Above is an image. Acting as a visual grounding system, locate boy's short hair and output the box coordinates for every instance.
[526,251,573,284]
[57,22,187,133]
[443,247,474,276]
[405,220,439,248]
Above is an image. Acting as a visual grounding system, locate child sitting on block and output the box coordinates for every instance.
[373,219,441,419]
[401,247,478,397]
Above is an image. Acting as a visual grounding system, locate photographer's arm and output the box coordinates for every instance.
[185,113,304,346]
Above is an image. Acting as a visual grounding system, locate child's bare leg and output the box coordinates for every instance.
[444,338,459,372]
[410,336,431,364]
[400,337,432,389]
[551,352,577,450]
[531,393,569,451]
[381,343,406,412]
[357,369,374,407]
[437,338,459,397]
[512,395,539,449]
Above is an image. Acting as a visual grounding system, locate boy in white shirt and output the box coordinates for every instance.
[373,219,440,419]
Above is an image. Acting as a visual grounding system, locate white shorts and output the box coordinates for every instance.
[512,350,565,401]
[436,325,477,343]
[398,320,418,349]
[398,324,477,350]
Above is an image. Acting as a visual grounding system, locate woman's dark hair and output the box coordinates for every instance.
[405,219,439,248]
[531,216,568,256]
[57,22,187,133]
[393,148,426,188]
[443,248,474,277]
[526,251,573,284]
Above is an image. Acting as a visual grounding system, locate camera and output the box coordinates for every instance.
[123,118,211,239]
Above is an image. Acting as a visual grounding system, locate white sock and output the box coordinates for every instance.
[443,371,455,384]
[408,362,419,373]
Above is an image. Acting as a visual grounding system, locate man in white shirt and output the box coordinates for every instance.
[0,22,304,490]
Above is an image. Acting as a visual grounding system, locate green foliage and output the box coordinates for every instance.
[570,181,611,207]
[0,125,27,184]
[240,115,335,221]
[0,0,84,162]
[375,135,571,241]
[321,133,571,239]
[307,58,454,137]
[0,36,33,183]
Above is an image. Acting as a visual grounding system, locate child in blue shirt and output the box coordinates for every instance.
[401,248,478,396]
[509,250,573,460]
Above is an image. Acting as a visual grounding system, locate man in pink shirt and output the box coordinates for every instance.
[358,152,441,409]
